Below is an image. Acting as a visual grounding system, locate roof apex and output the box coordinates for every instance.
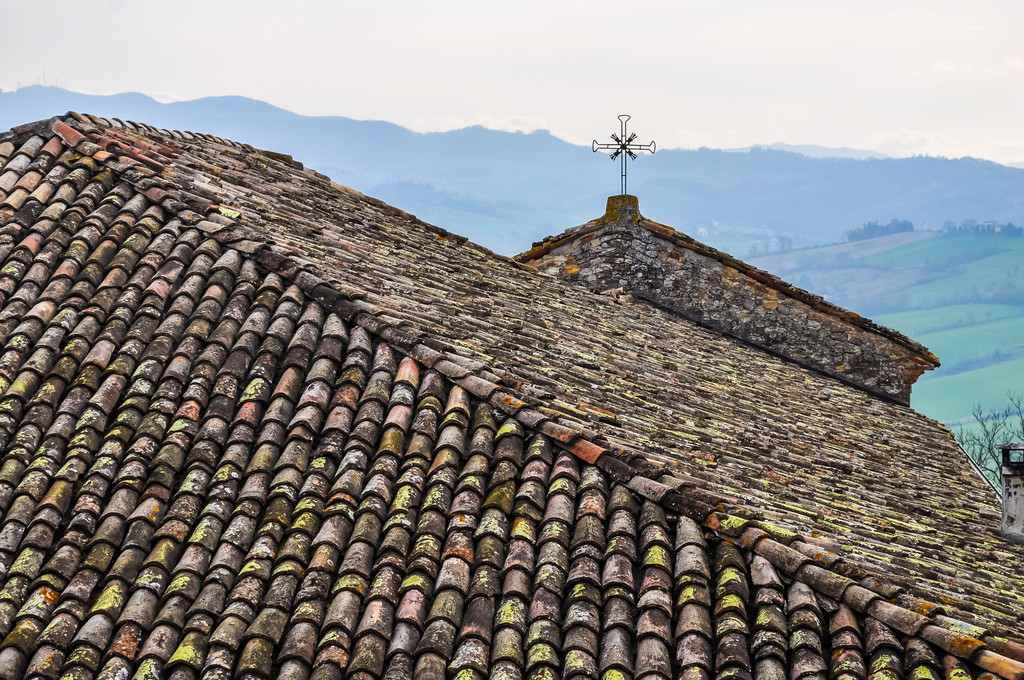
[601,193,642,223]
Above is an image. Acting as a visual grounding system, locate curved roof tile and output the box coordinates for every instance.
[0,114,1017,680]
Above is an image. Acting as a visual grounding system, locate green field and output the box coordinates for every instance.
[911,356,1024,425]
[861,234,1015,269]
[874,311,1024,369]
[865,235,1024,308]
[872,303,1022,335]
[752,232,1024,434]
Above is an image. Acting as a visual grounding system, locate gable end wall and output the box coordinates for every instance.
[531,221,931,404]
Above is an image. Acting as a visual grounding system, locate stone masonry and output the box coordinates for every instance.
[517,195,939,405]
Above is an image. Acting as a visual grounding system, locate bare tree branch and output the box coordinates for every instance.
[953,392,1024,485]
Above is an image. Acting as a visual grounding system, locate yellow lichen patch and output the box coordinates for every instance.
[400,574,430,592]
[526,644,557,669]
[718,568,743,588]
[35,381,57,400]
[511,517,535,540]
[565,264,580,275]
[758,523,799,544]
[217,205,241,219]
[240,378,268,402]
[168,636,206,667]
[912,667,936,680]
[644,545,670,568]
[93,583,126,612]
[717,593,745,615]
[677,584,702,605]
[705,513,749,535]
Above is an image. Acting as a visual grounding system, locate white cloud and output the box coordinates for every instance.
[870,130,951,157]
[929,60,975,74]
[3,1,1024,163]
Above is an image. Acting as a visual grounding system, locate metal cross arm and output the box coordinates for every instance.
[593,114,656,195]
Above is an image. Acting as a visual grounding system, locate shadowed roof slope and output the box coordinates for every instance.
[0,113,1019,680]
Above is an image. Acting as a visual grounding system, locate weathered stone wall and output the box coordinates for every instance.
[522,197,937,404]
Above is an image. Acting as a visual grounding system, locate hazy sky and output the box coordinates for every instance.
[3,1,1023,163]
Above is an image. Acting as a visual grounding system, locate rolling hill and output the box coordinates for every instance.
[751,232,1024,440]
[4,86,1024,256]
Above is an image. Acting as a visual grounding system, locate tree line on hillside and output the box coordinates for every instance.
[746,236,794,258]
[749,214,1024,262]
[845,219,914,242]
[942,219,1023,237]
[842,217,1023,243]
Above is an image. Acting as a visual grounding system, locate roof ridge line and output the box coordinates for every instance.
[0,115,61,145]
[50,112,1024,665]
[61,110,254,151]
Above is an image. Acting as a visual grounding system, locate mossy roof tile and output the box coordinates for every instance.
[0,114,1018,680]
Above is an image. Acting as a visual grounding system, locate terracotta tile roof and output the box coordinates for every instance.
[0,113,1018,680]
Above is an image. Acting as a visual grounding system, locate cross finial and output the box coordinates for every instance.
[593,114,656,195]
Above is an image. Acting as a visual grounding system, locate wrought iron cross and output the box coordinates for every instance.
[593,114,656,195]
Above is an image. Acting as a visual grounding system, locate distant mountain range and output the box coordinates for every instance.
[724,143,890,160]
[3,86,1024,258]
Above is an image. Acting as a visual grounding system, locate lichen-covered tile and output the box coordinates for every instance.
[0,115,1019,680]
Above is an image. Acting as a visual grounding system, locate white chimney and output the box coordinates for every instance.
[1000,442,1024,544]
